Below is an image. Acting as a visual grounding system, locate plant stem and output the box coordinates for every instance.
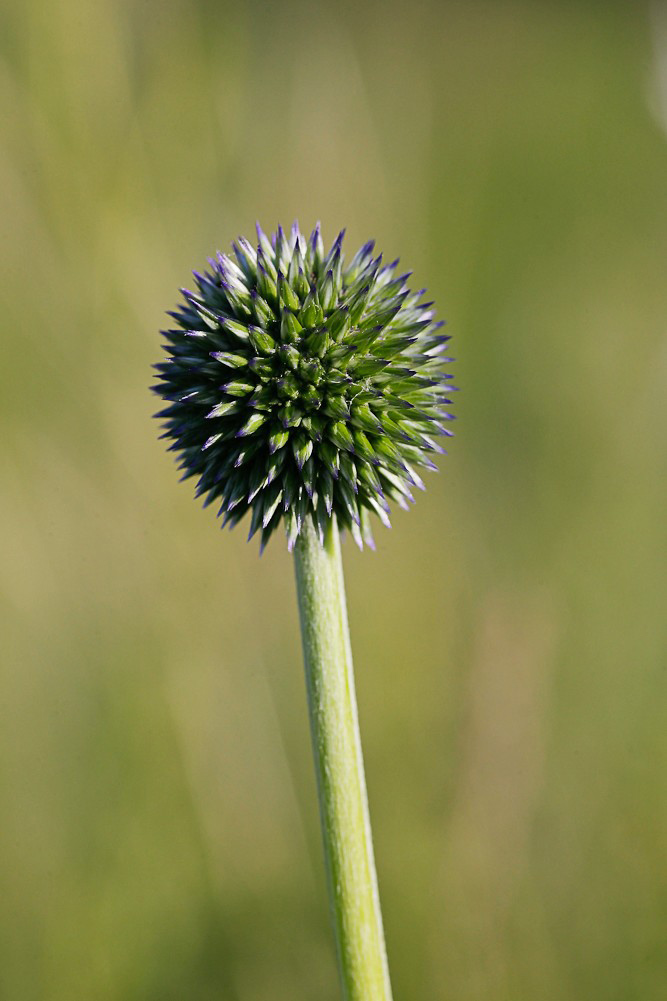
[294,517,393,1001]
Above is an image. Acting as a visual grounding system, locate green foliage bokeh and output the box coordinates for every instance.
[1,1,666,999]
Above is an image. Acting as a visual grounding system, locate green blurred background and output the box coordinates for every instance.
[2,0,666,998]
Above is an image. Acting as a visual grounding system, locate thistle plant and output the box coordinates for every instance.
[153,223,455,1000]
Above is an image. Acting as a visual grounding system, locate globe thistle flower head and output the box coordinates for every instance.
[153,223,456,552]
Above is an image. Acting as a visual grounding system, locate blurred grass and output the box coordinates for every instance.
[1,0,667,998]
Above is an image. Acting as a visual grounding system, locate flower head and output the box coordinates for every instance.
[153,223,455,551]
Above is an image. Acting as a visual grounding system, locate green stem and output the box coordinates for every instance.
[294,517,393,1001]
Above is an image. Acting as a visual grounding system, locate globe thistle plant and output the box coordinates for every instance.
[153,222,455,552]
[153,224,455,1001]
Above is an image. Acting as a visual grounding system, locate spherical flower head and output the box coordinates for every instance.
[153,223,456,552]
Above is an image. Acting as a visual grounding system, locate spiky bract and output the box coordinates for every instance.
[153,223,455,551]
